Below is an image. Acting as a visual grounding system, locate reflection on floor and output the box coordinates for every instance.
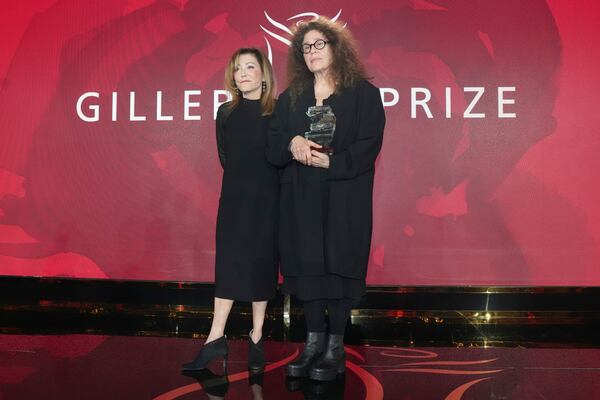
[1,334,599,399]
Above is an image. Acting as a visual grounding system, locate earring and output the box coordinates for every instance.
[262,81,266,93]
[234,86,240,95]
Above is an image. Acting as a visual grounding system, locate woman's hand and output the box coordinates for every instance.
[310,150,330,168]
[290,136,321,166]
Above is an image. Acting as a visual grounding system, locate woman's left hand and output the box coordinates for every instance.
[310,150,330,168]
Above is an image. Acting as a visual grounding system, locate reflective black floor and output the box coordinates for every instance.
[1,334,600,399]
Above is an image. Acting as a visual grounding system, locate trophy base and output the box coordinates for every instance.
[311,146,334,156]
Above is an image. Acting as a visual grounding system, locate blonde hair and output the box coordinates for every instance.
[224,48,276,115]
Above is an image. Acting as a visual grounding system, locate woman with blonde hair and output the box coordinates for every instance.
[182,47,279,374]
[268,17,385,381]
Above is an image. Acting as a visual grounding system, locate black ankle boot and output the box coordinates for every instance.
[285,332,326,377]
[248,330,265,372]
[308,334,345,381]
[181,335,228,373]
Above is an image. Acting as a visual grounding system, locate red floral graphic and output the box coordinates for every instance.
[1,1,599,285]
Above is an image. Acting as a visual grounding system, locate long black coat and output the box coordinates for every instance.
[267,79,385,280]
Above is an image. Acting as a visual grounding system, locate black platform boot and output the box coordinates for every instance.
[248,330,265,372]
[181,335,228,373]
[285,332,326,377]
[308,334,345,381]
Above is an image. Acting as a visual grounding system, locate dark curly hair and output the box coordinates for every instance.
[287,17,368,107]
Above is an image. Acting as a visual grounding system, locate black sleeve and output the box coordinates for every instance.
[215,104,228,169]
[328,81,386,180]
[267,91,294,167]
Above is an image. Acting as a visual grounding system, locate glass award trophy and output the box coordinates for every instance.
[304,105,336,155]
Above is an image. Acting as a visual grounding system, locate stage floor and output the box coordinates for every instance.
[1,334,599,399]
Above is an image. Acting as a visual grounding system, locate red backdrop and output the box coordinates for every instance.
[1,0,599,285]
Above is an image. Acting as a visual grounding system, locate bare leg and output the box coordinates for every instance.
[250,301,268,343]
[206,297,234,343]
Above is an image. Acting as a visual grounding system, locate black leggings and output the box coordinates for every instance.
[303,298,354,335]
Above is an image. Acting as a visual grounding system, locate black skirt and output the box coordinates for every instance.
[281,178,365,301]
[282,274,365,301]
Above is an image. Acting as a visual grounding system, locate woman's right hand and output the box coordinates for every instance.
[289,136,321,166]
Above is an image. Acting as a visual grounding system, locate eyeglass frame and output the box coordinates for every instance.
[300,39,331,54]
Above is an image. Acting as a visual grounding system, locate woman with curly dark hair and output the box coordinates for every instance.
[267,17,385,381]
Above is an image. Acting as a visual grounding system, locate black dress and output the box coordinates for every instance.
[267,79,386,301]
[214,98,279,302]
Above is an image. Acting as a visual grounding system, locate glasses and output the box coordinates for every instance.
[301,39,329,54]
